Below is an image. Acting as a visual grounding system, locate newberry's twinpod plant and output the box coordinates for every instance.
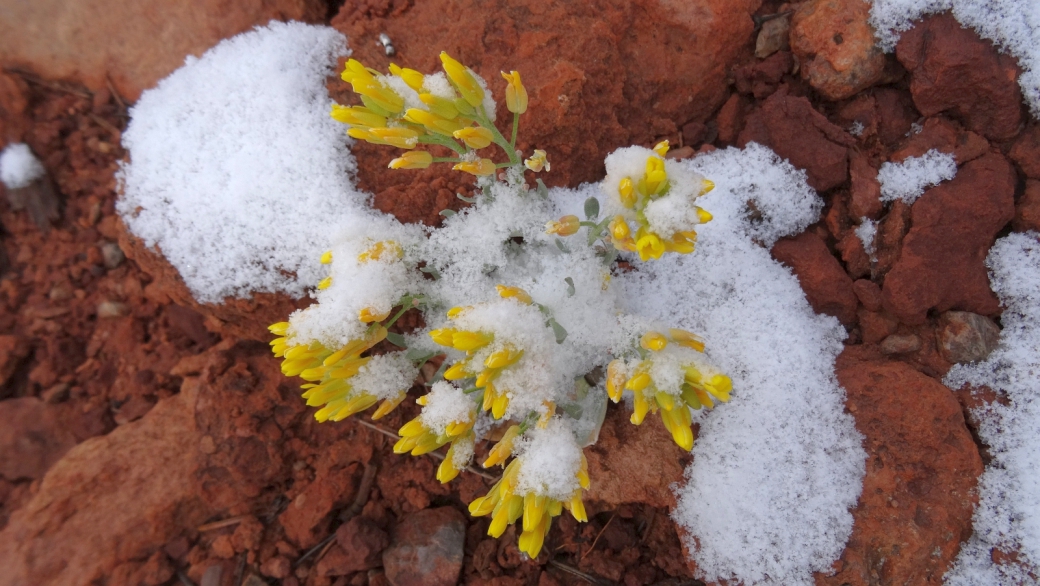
[269,52,733,559]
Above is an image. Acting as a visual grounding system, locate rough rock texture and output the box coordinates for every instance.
[119,223,310,342]
[0,0,326,101]
[715,93,748,146]
[936,311,1001,364]
[790,0,887,100]
[849,151,882,219]
[739,87,855,191]
[819,347,984,586]
[1015,180,1040,232]
[754,13,790,59]
[333,0,762,189]
[0,383,210,586]
[852,279,882,312]
[1010,125,1040,179]
[0,397,77,481]
[879,333,920,355]
[0,335,30,388]
[772,231,859,326]
[896,14,1024,141]
[383,507,466,586]
[316,517,389,576]
[734,50,794,99]
[859,308,899,345]
[882,153,1016,325]
[890,116,990,165]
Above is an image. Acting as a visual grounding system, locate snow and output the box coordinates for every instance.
[856,218,877,257]
[878,149,957,204]
[616,144,866,586]
[944,232,1040,586]
[0,143,45,189]
[869,0,1040,114]
[117,22,365,303]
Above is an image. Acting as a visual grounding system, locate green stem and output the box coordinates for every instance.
[433,157,462,163]
[419,134,467,155]
[510,113,519,149]
[476,106,519,165]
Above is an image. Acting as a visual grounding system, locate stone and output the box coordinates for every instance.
[1010,125,1040,179]
[316,517,389,576]
[279,461,361,549]
[858,309,898,344]
[852,279,882,312]
[848,151,882,219]
[890,116,990,166]
[874,200,911,278]
[874,87,919,146]
[755,13,791,59]
[739,87,855,191]
[332,0,762,189]
[896,14,1023,141]
[818,347,984,586]
[715,93,748,146]
[0,0,326,101]
[382,507,466,586]
[97,300,129,318]
[771,231,859,326]
[881,153,1016,324]
[585,403,689,508]
[790,0,887,100]
[879,333,921,355]
[0,334,30,388]
[734,51,794,99]
[0,397,77,481]
[100,241,125,269]
[260,556,292,579]
[836,231,870,279]
[937,311,1001,364]
[0,384,211,585]
[1014,180,1040,232]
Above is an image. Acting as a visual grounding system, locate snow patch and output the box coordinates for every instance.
[878,149,957,204]
[0,143,45,189]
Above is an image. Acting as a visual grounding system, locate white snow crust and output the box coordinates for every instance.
[0,143,45,189]
[117,22,364,303]
[944,232,1040,586]
[878,149,957,204]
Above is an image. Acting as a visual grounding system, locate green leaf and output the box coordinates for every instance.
[432,360,450,382]
[564,277,575,297]
[420,266,441,280]
[584,197,600,220]
[439,209,456,218]
[574,376,590,399]
[555,238,571,253]
[560,403,583,419]
[386,332,408,348]
[406,348,437,363]
[457,193,477,204]
[548,318,568,344]
[536,179,549,199]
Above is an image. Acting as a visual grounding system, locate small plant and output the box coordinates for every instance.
[270,53,732,558]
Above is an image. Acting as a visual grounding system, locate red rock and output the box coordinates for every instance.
[937,311,1001,364]
[818,347,983,586]
[755,13,791,59]
[0,334,29,388]
[1010,125,1040,179]
[858,308,898,344]
[836,94,879,140]
[333,0,762,189]
[260,555,292,579]
[0,383,212,585]
[383,507,466,586]
[881,153,1016,325]
[890,117,989,165]
[790,0,887,100]
[824,192,850,239]
[852,279,882,311]
[0,397,77,481]
[1015,180,1040,232]
[715,93,748,146]
[874,87,919,146]
[0,0,326,101]
[734,51,794,99]
[837,231,870,279]
[879,333,921,355]
[771,231,858,326]
[896,14,1024,141]
[585,403,689,509]
[316,517,389,576]
[739,87,855,191]
[279,463,362,549]
[848,151,882,219]
[874,200,912,278]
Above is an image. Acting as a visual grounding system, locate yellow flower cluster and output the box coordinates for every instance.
[395,393,477,484]
[331,53,547,175]
[606,329,733,451]
[469,453,589,558]
[608,141,715,261]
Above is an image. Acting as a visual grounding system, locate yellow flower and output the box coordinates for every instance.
[652,140,670,157]
[395,404,475,456]
[320,250,333,264]
[453,127,494,149]
[640,331,668,351]
[495,285,533,305]
[640,156,668,196]
[419,93,460,120]
[484,424,521,467]
[404,108,465,137]
[340,59,405,114]
[524,149,549,172]
[669,328,705,352]
[358,240,403,263]
[454,159,496,176]
[389,151,433,170]
[367,127,421,149]
[635,229,666,261]
[436,440,470,483]
[545,215,580,236]
[388,63,424,91]
[501,70,528,114]
[619,177,636,208]
[330,105,387,128]
[440,52,485,108]
[358,307,391,323]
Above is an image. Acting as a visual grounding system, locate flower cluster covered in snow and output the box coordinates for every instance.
[118,23,867,584]
[0,143,45,190]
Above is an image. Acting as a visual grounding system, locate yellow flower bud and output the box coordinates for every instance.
[524,149,550,173]
[388,63,425,91]
[701,178,715,195]
[635,230,666,261]
[317,276,332,290]
[495,285,533,305]
[330,105,387,128]
[358,240,403,263]
[697,208,714,223]
[619,177,636,208]
[545,215,580,236]
[403,108,464,137]
[640,331,668,351]
[348,76,404,114]
[389,151,433,170]
[340,59,374,83]
[501,70,528,114]
[653,140,670,157]
[484,425,520,467]
[367,127,420,149]
[320,250,332,264]
[609,215,630,240]
[453,127,494,149]
[419,93,460,120]
[669,328,706,352]
[453,159,496,176]
[643,157,667,195]
[358,307,391,323]
[440,51,485,108]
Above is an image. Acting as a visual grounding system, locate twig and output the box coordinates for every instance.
[88,112,122,138]
[3,67,92,98]
[640,508,657,544]
[295,532,337,568]
[295,459,380,568]
[233,551,246,586]
[548,558,613,585]
[197,515,247,532]
[106,74,128,113]
[352,418,497,481]
[580,512,615,561]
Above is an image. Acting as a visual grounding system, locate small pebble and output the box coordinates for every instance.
[100,241,124,269]
[880,334,921,355]
[96,300,128,318]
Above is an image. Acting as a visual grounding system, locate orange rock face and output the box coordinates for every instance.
[0,0,326,102]
[790,0,888,100]
[820,347,984,586]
